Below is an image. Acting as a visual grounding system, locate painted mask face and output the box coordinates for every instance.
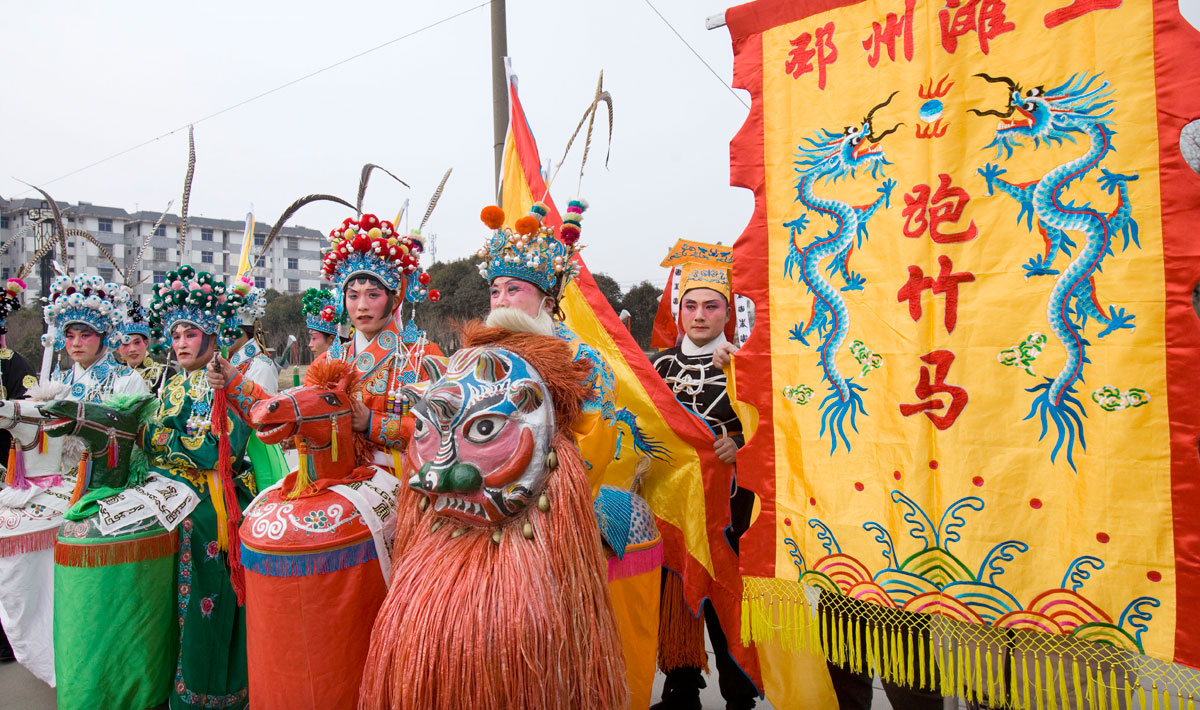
[405,346,553,526]
[680,287,730,347]
[64,326,104,367]
[488,276,548,319]
[307,329,332,356]
[171,324,211,371]
[118,334,149,368]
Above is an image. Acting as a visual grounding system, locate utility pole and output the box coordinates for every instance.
[490,0,509,193]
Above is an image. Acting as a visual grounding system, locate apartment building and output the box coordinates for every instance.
[0,197,326,302]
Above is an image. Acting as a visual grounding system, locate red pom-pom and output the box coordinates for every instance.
[480,205,505,230]
[559,224,581,245]
[351,234,372,252]
[428,289,441,302]
[361,214,380,229]
[418,272,431,285]
[514,216,540,236]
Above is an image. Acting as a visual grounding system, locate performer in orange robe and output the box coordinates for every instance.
[209,211,440,710]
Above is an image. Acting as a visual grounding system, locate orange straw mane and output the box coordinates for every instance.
[360,436,627,709]
[304,356,354,389]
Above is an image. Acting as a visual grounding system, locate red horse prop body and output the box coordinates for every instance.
[240,359,408,710]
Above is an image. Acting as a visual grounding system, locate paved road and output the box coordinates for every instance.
[2,655,957,709]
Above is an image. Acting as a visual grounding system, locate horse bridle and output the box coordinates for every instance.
[62,400,136,459]
[273,389,352,453]
[0,401,55,453]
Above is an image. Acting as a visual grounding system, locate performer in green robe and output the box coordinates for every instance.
[144,265,253,710]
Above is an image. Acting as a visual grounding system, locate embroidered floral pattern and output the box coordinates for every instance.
[302,510,330,529]
[173,515,247,708]
[205,541,220,560]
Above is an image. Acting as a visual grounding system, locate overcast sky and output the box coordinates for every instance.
[4,1,1199,290]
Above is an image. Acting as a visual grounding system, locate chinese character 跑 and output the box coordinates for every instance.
[785,22,838,90]
[896,255,975,333]
[938,0,1016,55]
[1044,0,1122,28]
[899,350,968,430]
[862,0,915,68]
[902,174,978,244]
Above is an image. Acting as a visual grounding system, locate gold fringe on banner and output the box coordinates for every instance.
[743,576,1200,707]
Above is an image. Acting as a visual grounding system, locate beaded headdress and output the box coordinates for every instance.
[147,265,245,347]
[301,288,341,335]
[0,279,25,336]
[232,277,267,327]
[475,199,587,297]
[119,303,152,343]
[42,274,131,350]
[319,213,438,316]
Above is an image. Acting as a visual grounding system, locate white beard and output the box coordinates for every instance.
[485,307,555,337]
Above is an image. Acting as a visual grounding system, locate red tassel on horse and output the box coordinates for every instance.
[106,429,118,469]
[211,387,246,605]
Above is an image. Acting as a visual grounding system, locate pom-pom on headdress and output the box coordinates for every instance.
[302,287,342,335]
[147,265,244,346]
[232,277,267,327]
[474,199,587,296]
[119,303,152,343]
[319,213,438,314]
[42,274,131,350]
[0,278,26,335]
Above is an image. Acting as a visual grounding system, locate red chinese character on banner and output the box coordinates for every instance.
[785,21,838,90]
[862,0,915,68]
[902,174,979,244]
[896,255,976,333]
[938,0,1016,55]
[1044,0,1122,28]
[899,350,969,430]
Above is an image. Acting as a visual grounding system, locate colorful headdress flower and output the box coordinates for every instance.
[301,287,342,335]
[0,278,26,335]
[147,265,244,346]
[475,200,587,296]
[232,277,267,326]
[319,213,437,314]
[42,274,130,350]
[119,303,152,343]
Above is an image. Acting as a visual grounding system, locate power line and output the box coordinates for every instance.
[639,0,749,110]
[13,1,491,196]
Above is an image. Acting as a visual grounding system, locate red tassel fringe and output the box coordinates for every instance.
[211,388,246,605]
[68,452,91,507]
[5,446,29,489]
[658,570,710,673]
[0,528,60,558]
[54,529,179,568]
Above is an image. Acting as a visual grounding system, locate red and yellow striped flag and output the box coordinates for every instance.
[498,65,762,697]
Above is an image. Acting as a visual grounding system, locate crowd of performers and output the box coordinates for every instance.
[0,191,795,710]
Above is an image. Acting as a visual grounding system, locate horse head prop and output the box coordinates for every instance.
[42,393,158,493]
[250,358,364,494]
[0,382,77,491]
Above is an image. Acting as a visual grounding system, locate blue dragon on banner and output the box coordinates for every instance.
[973,73,1140,470]
[783,93,900,453]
